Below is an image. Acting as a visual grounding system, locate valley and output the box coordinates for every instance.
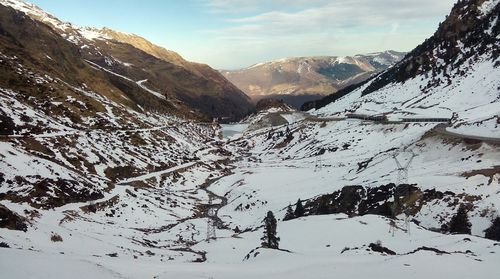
[0,0,499,278]
[1,110,499,278]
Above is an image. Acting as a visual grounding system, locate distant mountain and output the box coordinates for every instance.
[0,0,253,121]
[222,51,405,107]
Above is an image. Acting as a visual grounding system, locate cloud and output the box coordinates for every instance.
[199,0,328,13]
[193,0,457,68]
[390,23,400,33]
[202,0,455,17]
[218,0,455,34]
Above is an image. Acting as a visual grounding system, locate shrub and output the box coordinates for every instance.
[448,206,471,234]
[261,211,280,249]
[50,233,63,242]
[294,199,304,217]
[283,204,295,221]
[484,217,500,241]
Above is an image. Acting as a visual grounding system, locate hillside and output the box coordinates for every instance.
[0,0,253,121]
[0,0,234,271]
[222,51,405,107]
[304,0,500,138]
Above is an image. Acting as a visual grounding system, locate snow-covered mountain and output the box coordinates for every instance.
[1,0,499,278]
[0,0,253,121]
[222,51,405,107]
[305,0,500,139]
[0,0,237,271]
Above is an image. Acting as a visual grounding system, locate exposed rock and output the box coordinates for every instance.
[406,246,450,255]
[369,242,396,255]
[0,204,28,232]
[302,183,467,221]
[0,109,15,135]
[255,99,293,112]
[1,176,104,209]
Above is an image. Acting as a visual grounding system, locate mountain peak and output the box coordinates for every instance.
[359,0,499,97]
[0,0,72,31]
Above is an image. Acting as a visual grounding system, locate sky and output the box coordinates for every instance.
[27,0,457,69]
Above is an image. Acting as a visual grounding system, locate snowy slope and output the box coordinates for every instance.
[305,0,499,140]
[2,214,499,279]
[314,54,499,137]
[214,118,499,233]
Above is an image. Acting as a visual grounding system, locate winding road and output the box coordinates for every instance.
[263,111,500,145]
[433,123,500,145]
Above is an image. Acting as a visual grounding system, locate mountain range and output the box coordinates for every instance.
[222,51,405,107]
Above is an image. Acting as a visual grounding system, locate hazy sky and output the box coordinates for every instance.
[28,0,457,69]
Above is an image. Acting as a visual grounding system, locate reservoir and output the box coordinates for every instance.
[220,123,249,139]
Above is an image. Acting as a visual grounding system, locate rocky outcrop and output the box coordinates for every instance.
[0,204,28,231]
[288,184,477,228]
[0,176,104,209]
[255,99,293,112]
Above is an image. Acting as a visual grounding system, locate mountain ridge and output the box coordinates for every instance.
[0,0,253,121]
[222,50,405,107]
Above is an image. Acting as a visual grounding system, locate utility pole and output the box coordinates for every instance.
[393,150,416,185]
[390,149,416,235]
[314,156,323,172]
[206,196,216,242]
